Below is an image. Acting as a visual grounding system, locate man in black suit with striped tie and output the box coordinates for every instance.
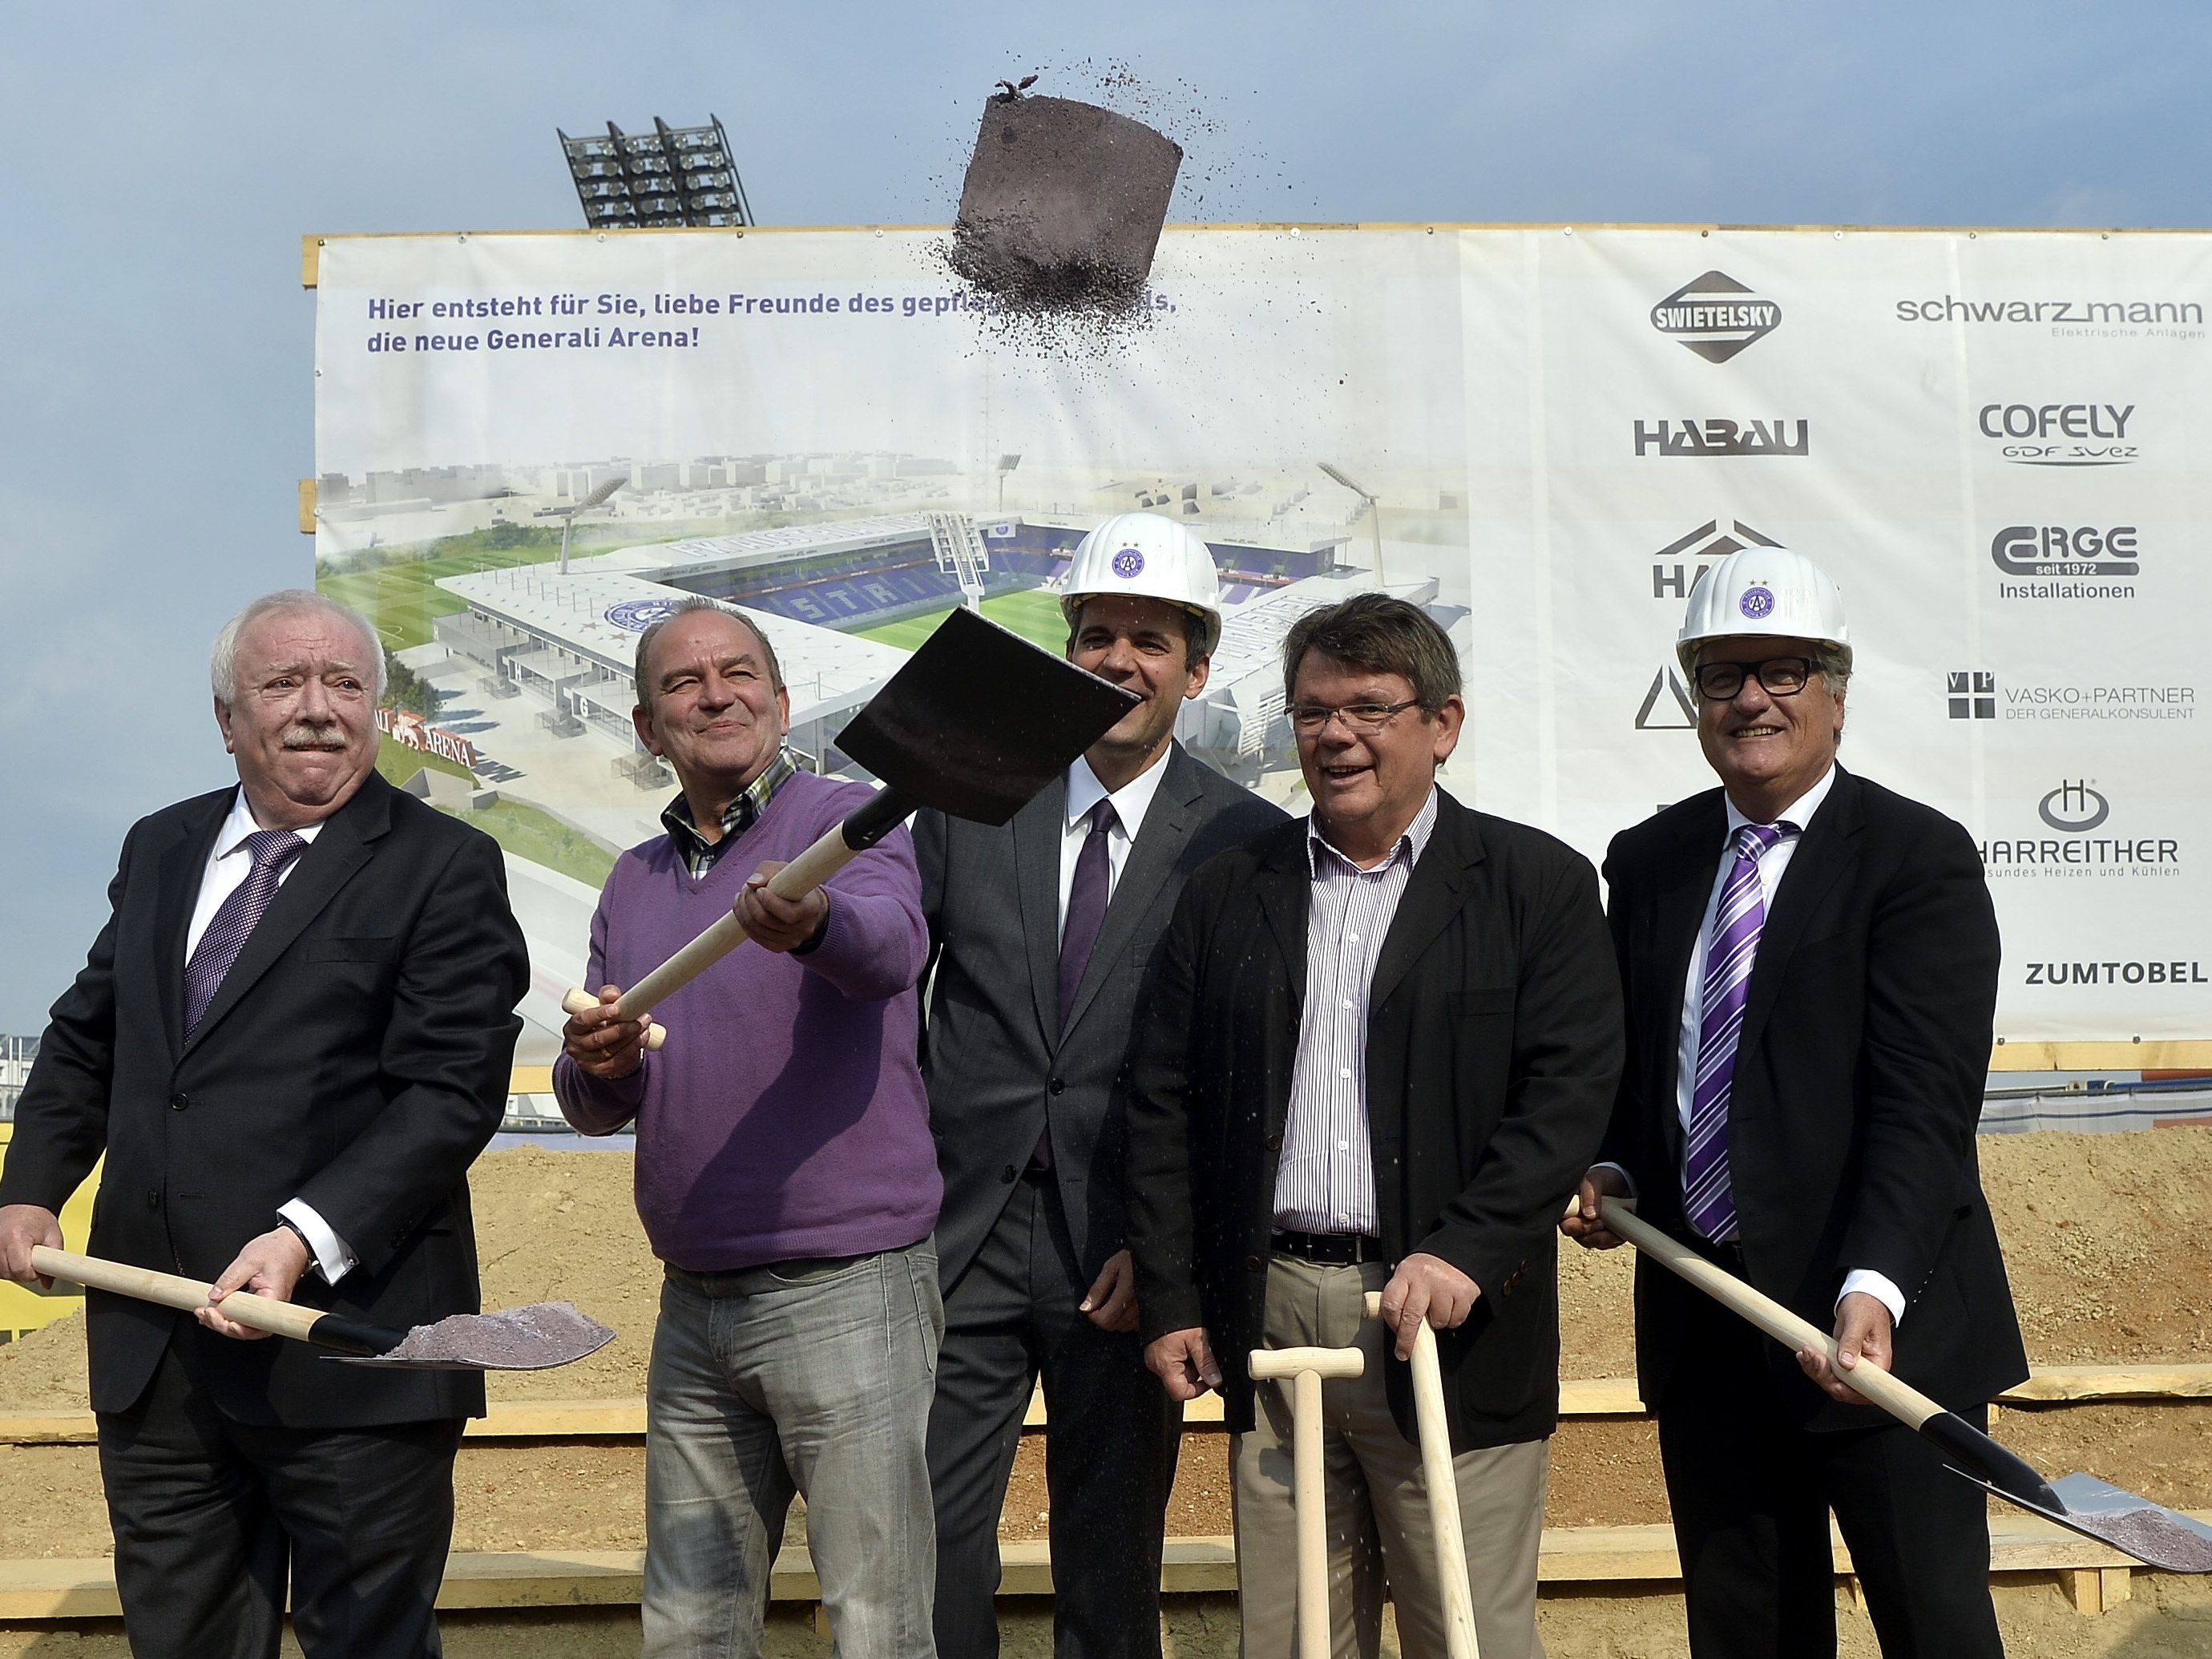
[1565,547,2024,1659]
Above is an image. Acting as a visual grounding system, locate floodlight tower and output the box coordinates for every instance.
[1318,462,1384,585]
[559,116,753,228]
[996,454,1022,513]
[538,477,626,575]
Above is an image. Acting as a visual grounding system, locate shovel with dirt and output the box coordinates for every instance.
[563,605,1139,1040]
[1599,1197,2212,1573]
[33,1245,614,1372]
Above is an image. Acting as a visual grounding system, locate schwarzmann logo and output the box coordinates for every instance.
[1650,272,1782,362]
[1633,418,1810,458]
[1652,519,1782,600]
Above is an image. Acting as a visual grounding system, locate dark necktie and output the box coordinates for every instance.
[1035,800,1118,1172]
[1057,798,1119,1033]
[1683,821,1788,1240]
[184,829,307,1035]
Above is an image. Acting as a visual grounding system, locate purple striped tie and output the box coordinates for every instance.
[1683,821,1787,1241]
[184,829,306,1035]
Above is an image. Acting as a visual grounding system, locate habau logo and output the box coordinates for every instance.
[1634,662,1697,730]
[1651,519,1781,600]
[1633,418,1810,458]
[1948,671,1996,721]
[1977,402,2137,466]
[1649,271,1782,363]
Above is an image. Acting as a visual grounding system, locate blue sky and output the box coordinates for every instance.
[2,2,2208,1017]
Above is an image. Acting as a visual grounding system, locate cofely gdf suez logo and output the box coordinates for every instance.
[1978,402,2137,466]
[603,597,681,632]
[1649,271,1781,363]
[1979,777,2181,884]
[1111,546,1145,579]
[1633,418,1808,458]
[1649,519,1781,601]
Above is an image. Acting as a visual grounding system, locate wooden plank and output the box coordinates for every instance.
[2002,1364,2212,1402]
[1989,1039,2212,1071]
[297,478,316,535]
[6,1364,2208,1448]
[301,234,321,289]
[0,1520,2194,1619]
[510,1065,556,1096]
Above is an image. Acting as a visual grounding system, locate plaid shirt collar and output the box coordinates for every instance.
[661,749,797,877]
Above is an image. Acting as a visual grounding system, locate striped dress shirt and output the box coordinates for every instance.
[1272,789,1439,1235]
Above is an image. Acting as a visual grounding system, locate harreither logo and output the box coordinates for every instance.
[1649,272,1782,363]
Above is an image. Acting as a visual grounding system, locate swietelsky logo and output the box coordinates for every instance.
[1650,272,1782,363]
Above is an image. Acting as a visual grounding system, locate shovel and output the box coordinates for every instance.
[563,606,1138,1039]
[1362,1291,1481,1658]
[1599,1197,2212,1574]
[1248,1338,1367,1659]
[31,1245,615,1373]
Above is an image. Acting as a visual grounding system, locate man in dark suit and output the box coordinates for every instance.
[1564,547,2024,1659]
[0,590,527,1659]
[1127,593,1621,1659]
[918,513,1282,1658]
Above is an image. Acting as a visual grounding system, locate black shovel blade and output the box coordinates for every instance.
[322,1302,616,1373]
[1923,1414,2212,1572]
[834,607,1139,825]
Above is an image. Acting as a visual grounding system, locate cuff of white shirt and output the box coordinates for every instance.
[1838,1269,1906,1327]
[1588,1160,1638,1202]
[277,1198,359,1286]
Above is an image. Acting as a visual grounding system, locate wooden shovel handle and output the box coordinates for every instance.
[559,818,866,1038]
[1362,1291,1480,1659]
[30,1245,329,1343]
[1596,1197,1944,1430]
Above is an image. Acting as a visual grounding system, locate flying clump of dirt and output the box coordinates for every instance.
[945,79,1181,342]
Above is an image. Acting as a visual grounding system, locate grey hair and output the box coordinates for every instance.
[210,590,385,705]
[633,596,784,708]
[1812,643,1853,699]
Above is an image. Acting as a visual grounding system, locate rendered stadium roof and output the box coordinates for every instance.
[1202,571,1443,691]
[435,565,913,727]
[573,513,937,582]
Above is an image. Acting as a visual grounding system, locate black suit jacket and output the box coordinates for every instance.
[1126,789,1622,1448]
[0,771,528,1427]
[1600,765,2027,1427]
[916,745,1284,1290]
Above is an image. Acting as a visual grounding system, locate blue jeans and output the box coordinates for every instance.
[642,1242,944,1658]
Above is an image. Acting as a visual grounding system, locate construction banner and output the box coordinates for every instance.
[313,226,2212,1049]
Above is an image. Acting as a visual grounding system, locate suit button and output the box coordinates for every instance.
[1001,1165,1018,1184]
[1243,1253,1262,1272]
[1265,1134,1282,1151]
[146,1190,160,1210]
[168,1092,188,1112]
[1047,1077,1065,1096]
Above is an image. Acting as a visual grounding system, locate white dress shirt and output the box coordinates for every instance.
[1058,751,1171,933]
[187,789,357,1284]
[1626,765,1903,1325]
[1272,789,1439,1234]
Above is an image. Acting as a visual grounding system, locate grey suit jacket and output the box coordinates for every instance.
[916,744,1284,1290]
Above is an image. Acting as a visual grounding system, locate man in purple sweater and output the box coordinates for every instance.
[556,597,943,1659]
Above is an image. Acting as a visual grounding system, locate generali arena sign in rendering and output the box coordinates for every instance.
[309,224,2212,1047]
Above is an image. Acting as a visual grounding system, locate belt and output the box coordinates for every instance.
[1270,1229,1387,1265]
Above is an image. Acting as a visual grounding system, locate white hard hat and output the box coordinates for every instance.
[1676,545,1851,676]
[1060,512,1223,643]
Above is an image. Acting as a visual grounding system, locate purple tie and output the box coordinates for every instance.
[1683,821,1788,1241]
[184,829,306,1035]
[1057,799,1118,1034]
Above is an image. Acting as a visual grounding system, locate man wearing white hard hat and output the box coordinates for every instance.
[916,512,1283,1657]
[1564,547,2025,1658]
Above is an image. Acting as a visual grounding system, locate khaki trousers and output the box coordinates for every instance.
[1232,1257,1548,1659]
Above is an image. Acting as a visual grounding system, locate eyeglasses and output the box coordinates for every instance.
[1287,699,1423,734]
[1692,656,1818,700]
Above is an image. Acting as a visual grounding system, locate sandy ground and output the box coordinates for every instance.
[2,1130,2209,1653]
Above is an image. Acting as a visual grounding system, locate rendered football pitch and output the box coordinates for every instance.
[856,587,1068,652]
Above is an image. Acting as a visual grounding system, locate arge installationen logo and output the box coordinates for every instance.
[1649,272,1782,362]
[1988,523,2139,602]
